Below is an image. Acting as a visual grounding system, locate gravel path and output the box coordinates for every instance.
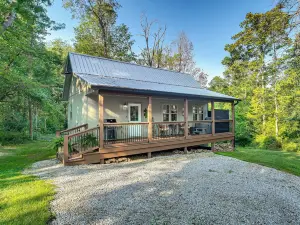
[25,153,300,225]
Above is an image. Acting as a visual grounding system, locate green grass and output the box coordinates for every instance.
[216,147,300,176]
[0,141,56,225]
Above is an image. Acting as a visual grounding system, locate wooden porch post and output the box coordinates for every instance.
[98,94,104,150]
[211,101,215,151]
[211,101,215,136]
[231,101,235,150]
[63,135,69,165]
[184,98,188,138]
[148,96,153,142]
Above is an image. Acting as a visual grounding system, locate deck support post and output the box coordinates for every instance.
[184,98,188,138]
[211,142,215,152]
[99,93,104,150]
[148,96,153,142]
[63,135,69,165]
[147,152,152,158]
[184,147,188,154]
[100,159,105,164]
[211,101,215,136]
[231,101,235,150]
[56,130,60,137]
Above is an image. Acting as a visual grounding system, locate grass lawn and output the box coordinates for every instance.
[216,147,300,176]
[0,141,56,225]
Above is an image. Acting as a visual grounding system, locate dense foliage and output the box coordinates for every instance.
[0,0,72,144]
[210,5,300,151]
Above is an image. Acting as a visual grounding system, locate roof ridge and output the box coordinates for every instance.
[75,72,204,90]
[69,52,194,78]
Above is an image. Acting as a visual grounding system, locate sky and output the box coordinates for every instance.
[46,0,277,82]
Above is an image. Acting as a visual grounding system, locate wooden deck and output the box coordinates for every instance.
[58,98,236,166]
[64,132,234,166]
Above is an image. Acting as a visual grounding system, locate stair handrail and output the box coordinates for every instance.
[56,123,88,137]
[63,126,100,165]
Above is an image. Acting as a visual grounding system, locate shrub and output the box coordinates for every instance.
[255,135,281,149]
[282,140,300,152]
[51,137,64,152]
[235,136,252,147]
[80,133,98,147]
[0,131,29,145]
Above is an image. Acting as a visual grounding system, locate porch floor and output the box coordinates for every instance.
[65,132,234,165]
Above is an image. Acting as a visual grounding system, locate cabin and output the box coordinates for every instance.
[58,52,239,165]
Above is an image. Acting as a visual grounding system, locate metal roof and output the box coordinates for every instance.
[63,52,238,101]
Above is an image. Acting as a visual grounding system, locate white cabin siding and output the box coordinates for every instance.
[67,79,210,129]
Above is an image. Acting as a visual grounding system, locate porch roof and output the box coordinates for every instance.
[63,52,239,101]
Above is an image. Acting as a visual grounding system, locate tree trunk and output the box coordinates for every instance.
[29,101,33,140]
[273,44,279,137]
[274,90,279,136]
[261,71,266,135]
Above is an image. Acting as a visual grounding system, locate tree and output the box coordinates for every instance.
[279,0,300,29]
[139,14,167,68]
[64,0,135,61]
[171,32,208,87]
[219,5,298,148]
[0,0,66,141]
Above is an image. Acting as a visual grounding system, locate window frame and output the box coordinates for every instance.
[162,104,178,122]
[192,105,204,121]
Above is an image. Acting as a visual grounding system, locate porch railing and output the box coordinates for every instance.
[63,126,100,160]
[188,120,213,135]
[57,123,88,137]
[103,122,148,145]
[152,122,185,140]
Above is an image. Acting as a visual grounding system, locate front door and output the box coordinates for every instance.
[128,103,142,137]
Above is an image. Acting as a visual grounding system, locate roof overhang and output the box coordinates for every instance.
[92,85,240,102]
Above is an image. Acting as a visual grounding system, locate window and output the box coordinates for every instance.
[192,105,204,121]
[162,104,177,122]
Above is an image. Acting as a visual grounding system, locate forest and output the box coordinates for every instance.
[0,0,299,152]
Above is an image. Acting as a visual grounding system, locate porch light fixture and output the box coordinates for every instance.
[122,102,128,110]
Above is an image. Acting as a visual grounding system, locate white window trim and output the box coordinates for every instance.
[192,105,204,121]
[162,104,178,122]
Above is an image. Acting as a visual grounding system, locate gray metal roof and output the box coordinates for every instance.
[63,52,238,101]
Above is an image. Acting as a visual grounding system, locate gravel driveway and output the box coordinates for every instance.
[26,153,300,225]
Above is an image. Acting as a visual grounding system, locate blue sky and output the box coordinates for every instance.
[46,0,276,81]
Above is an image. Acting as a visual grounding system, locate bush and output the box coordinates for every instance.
[255,135,281,149]
[235,136,252,147]
[282,140,300,152]
[51,137,64,152]
[0,131,30,145]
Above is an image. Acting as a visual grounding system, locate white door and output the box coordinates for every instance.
[128,103,142,137]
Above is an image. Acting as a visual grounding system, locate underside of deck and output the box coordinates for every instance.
[64,132,234,166]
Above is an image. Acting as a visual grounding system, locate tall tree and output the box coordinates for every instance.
[218,5,298,148]
[139,14,167,68]
[64,0,119,57]
[0,0,66,140]
[64,0,135,61]
[172,32,208,87]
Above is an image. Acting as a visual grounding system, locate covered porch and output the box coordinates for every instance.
[58,90,236,165]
